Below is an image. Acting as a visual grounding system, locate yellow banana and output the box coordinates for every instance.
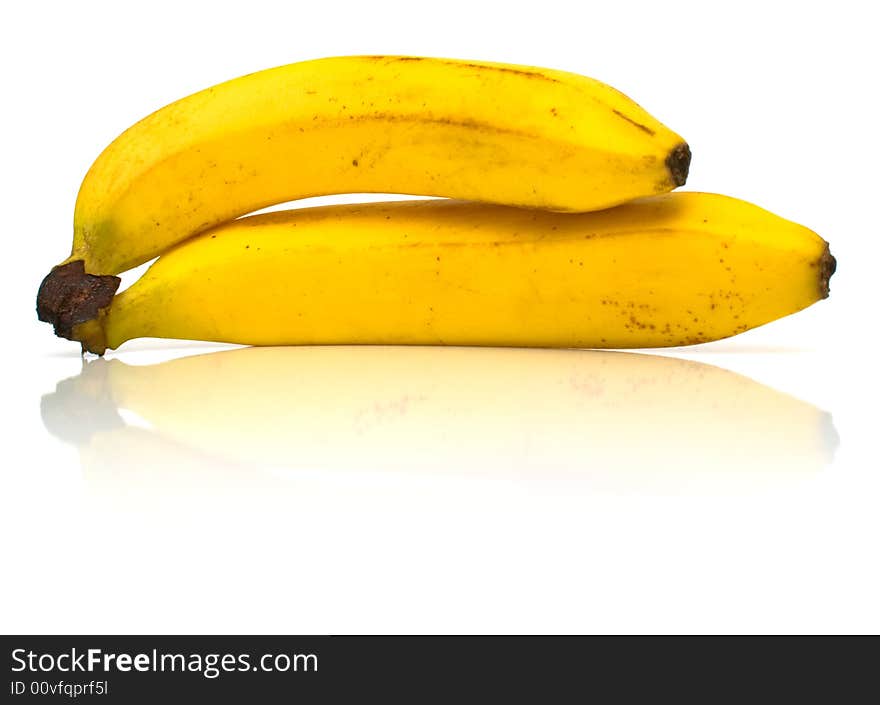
[53,192,833,354]
[56,55,687,278]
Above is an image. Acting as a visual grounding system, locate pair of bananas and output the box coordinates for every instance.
[37,55,834,354]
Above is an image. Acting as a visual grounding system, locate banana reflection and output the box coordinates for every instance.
[42,346,838,495]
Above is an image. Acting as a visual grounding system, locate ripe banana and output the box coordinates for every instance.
[47,192,833,355]
[55,55,688,278]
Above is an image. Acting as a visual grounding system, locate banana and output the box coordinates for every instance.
[48,192,833,355]
[50,55,688,279]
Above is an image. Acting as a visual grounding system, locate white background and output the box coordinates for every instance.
[1,0,877,634]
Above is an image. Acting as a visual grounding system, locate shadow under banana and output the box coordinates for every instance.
[42,346,838,497]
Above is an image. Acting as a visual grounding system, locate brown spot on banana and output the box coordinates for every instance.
[612,108,657,136]
[448,62,560,81]
[356,112,537,139]
[361,55,426,62]
[363,55,560,82]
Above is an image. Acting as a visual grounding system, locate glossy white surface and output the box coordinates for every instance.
[1,0,877,633]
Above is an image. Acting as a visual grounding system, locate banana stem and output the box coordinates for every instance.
[36,260,119,354]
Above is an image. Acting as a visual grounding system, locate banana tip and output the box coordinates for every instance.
[665,143,691,187]
[819,245,836,299]
[37,260,119,352]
